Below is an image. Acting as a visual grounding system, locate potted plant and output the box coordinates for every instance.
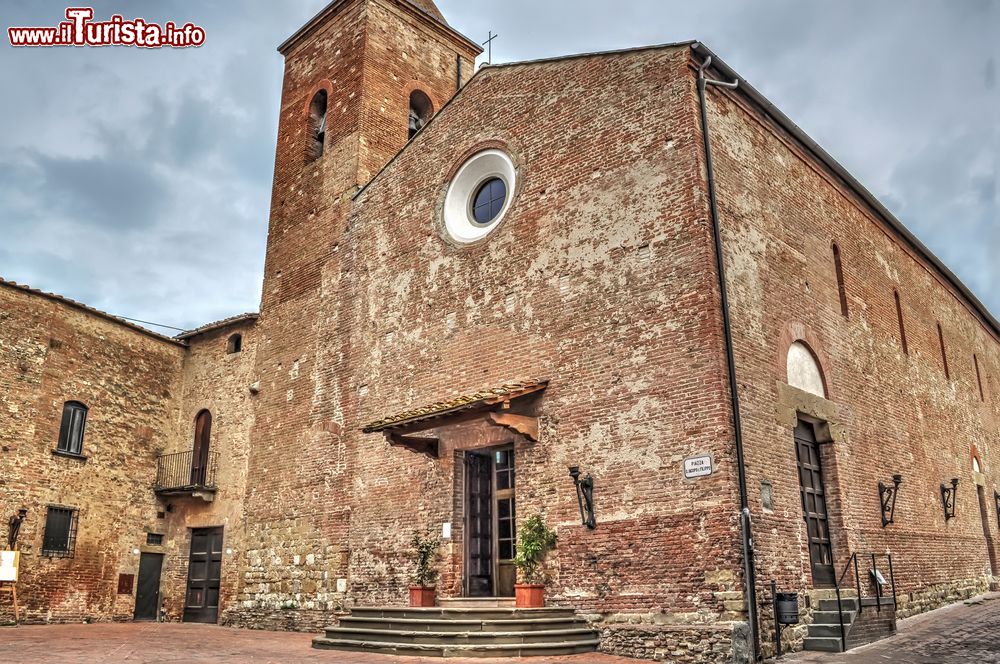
[513,514,557,608]
[409,530,440,607]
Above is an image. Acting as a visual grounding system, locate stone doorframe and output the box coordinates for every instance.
[775,381,851,589]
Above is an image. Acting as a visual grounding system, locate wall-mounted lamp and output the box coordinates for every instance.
[132,548,141,556]
[7,508,28,549]
[568,466,596,529]
[940,478,959,521]
[878,474,902,527]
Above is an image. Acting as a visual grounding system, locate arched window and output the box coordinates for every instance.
[832,243,848,318]
[227,333,242,354]
[408,90,433,139]
[307,90,328,161]
[57,401,88,456]
[786,341,826,398]
[973,456,982,473]
[191,410,212,486]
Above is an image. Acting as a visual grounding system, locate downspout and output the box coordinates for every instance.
[695,52,760,661]
[455,53,462,91]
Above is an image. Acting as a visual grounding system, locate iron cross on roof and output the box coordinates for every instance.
[482,30,498,64]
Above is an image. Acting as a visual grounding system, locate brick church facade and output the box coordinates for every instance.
[2,0,998,661]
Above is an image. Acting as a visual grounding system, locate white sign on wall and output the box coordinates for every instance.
[0,550,19,583]
[683,454,714,480]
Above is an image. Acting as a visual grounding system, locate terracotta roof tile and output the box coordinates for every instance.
[0,277,185,346]
[362,379,548,432]
[175,313,259,340]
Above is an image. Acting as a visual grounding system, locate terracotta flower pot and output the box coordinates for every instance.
[409,586,436,607]
[514,583,545,608]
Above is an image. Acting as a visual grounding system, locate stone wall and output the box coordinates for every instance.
[159,318,258,624]
[0,281,184,623]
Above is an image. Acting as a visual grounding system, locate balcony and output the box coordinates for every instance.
[155,450,218,501]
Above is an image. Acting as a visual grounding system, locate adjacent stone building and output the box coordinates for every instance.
[2,0,998,661]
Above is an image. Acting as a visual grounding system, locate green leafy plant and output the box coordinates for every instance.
[410,530,441,588]
[513,514,557,584]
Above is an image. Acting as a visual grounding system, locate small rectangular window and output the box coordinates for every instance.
[57,402,88,455]
[43,506,79,557]
[146,533,164,546]
[117,573,135,594]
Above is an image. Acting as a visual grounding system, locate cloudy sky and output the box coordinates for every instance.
[1,0,996,332]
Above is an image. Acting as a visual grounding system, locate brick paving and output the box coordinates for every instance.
[0,621,642,664]
[779,593,1000,663]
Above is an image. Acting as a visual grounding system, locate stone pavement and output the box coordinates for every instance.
[778,593,1000,663]
[0,621,642,664]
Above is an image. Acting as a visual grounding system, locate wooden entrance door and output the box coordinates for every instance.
[134,552,163,621]
[795,421,835,586]
[184,527,223,623]
[465,452,493,596]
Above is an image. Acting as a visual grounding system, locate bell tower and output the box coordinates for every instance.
[262,0,481,313]
[234,0,481,621]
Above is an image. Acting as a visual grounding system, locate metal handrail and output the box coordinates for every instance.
[155,450,219,491]
[833,551,897,652]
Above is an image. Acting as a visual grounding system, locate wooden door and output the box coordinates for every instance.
[465,452,493,597]
[134,552,163,621]
[184,527,223,623]
[795,421,835,586]
[191,410,212,485]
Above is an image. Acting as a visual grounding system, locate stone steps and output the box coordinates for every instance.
[323,626,597,644]
[311,637,601,658]
[340,616,584,632]
[312,605,599,657]
[349,606,577,620]
[803,636,844,652]
[438,597,516,608]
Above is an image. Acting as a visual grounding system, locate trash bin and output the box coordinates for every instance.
[775,592,799,624]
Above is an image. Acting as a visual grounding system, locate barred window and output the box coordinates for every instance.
[57,401,88,455]
[43,506,79,557]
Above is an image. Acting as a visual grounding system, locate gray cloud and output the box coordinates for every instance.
[0,0,995,331]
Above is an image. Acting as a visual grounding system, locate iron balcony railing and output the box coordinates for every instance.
[155,450,219,492]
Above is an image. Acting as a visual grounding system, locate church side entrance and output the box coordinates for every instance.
[795,420,836,586]
[464,446,516,597]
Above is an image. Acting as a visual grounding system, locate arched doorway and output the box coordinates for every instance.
[191,410,212,485]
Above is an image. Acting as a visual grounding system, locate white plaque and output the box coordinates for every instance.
[683,455,713,479]
[441,522,452,539]
[0,550,19,582]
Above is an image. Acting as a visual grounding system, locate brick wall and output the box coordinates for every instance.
[702,56,1000,655]
[230,0,480,630]
[302,44,745,648]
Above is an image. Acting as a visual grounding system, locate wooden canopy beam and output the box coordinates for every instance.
[385,432,439,458]
[487,412,539,442]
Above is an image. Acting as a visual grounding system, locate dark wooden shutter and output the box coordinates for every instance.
[57,402,87,454]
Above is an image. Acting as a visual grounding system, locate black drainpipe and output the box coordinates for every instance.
[455,53,462,91]
[695,52,760,661]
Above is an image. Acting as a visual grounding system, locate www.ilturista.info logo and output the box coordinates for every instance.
[8,7,205,48]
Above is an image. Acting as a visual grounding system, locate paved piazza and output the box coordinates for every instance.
[4,595,1000,663]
